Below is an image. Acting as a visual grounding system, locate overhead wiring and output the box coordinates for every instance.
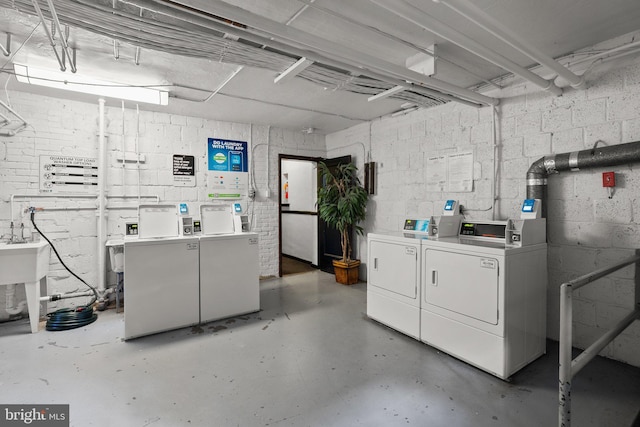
[0,0,451,108]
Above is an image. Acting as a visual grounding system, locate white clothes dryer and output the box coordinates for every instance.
[420,220,547,380]
[367,232,427,339]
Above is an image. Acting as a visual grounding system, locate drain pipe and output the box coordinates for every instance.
[527,140,640,218]
[97,99,107,296]
[5,284,27,316]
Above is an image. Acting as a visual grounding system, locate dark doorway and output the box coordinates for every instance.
[317,155,352,274]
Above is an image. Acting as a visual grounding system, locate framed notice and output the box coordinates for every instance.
[39,155,98,194]
[173,154,196,187]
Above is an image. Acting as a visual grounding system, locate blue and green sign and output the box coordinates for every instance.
[207,138,248,172]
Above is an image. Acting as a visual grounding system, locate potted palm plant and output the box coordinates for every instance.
[317,161,369,285]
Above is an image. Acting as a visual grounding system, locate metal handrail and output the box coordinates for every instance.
[559,251,640,427]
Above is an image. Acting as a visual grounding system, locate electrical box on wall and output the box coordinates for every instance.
[602,171,615,199]
[602,171,615,187]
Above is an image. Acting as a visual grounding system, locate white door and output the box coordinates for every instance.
[424,249,499,325]
[369,240,419,299]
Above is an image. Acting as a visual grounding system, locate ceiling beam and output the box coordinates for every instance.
[125,0,482,107]
[171,0,498,106]
[370,0,562,96]
[437,0,584,88]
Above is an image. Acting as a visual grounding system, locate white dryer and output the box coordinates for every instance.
[367,206,463,339]
[367,231,426,339]
[420,219,547,380]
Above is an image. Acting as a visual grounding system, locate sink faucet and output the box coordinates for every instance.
[7,222,27,244]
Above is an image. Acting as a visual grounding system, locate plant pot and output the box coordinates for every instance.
[332,259,360,285]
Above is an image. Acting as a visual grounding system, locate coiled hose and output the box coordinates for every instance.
[30,210,98,331]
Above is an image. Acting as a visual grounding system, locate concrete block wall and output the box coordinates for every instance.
[326,56,640,367]
[0,92,323,320]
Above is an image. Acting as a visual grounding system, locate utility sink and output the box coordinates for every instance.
[0,240,50,333]
[0,241,50,285]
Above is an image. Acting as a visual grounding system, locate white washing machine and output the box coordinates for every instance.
[124,236,200,340]
[420,218,547,380]
[199,232,260,323]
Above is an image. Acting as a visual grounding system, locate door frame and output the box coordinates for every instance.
[278,154,322,277]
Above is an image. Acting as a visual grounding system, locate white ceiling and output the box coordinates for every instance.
[1,0,640,134]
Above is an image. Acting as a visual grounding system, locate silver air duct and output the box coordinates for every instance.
[527,140,640,218]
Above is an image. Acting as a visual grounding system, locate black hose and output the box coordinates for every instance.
[30,210,99,331]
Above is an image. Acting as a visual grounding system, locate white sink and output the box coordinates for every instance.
[0,240,50,333]
[0,241,51,285]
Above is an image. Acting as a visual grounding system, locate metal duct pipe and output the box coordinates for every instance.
[527,140,640,218]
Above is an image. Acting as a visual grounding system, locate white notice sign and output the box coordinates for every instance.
[39,155,98,194]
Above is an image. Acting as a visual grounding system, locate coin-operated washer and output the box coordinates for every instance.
[124,204,200,340]
[420,199,547,380]
[198,203,259,324]
[367,200,463,339]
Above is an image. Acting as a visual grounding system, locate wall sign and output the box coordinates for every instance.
[173,154,196,187]
[39,155,98,194]
[207,138,248,172]
[425,151,474,193]
[206,138,249,199]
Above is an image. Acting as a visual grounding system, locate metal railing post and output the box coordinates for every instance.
[559,283,573,426]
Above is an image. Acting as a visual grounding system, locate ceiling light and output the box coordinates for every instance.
[391,106,419,117]
[368,85,406,102]
[274,57,314,84]
[13,63,169,105]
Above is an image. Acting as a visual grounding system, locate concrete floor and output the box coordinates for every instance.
[1,270,639,427]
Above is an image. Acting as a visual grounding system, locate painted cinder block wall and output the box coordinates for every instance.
[326,55,640,367]
[0,91,324,320]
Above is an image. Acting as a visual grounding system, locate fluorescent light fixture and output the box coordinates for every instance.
[391,106,419,117]
[14,63,169,105]
[368,85,406,102]
[274,57,314,84]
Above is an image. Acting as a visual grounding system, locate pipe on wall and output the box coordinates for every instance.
[527,140,640,218]
[97,98,107,293]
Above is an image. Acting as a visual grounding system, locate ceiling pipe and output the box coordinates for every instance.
[0,33,10,56]
[370,0,563,96]
[568,40,640,68]
[124,0,487,107]
[527,140,640,218]
[44,0,77,72]
[296,0,503,91]
[31,0,67,71]
[434,0,584,89]
[150,0,497,106]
